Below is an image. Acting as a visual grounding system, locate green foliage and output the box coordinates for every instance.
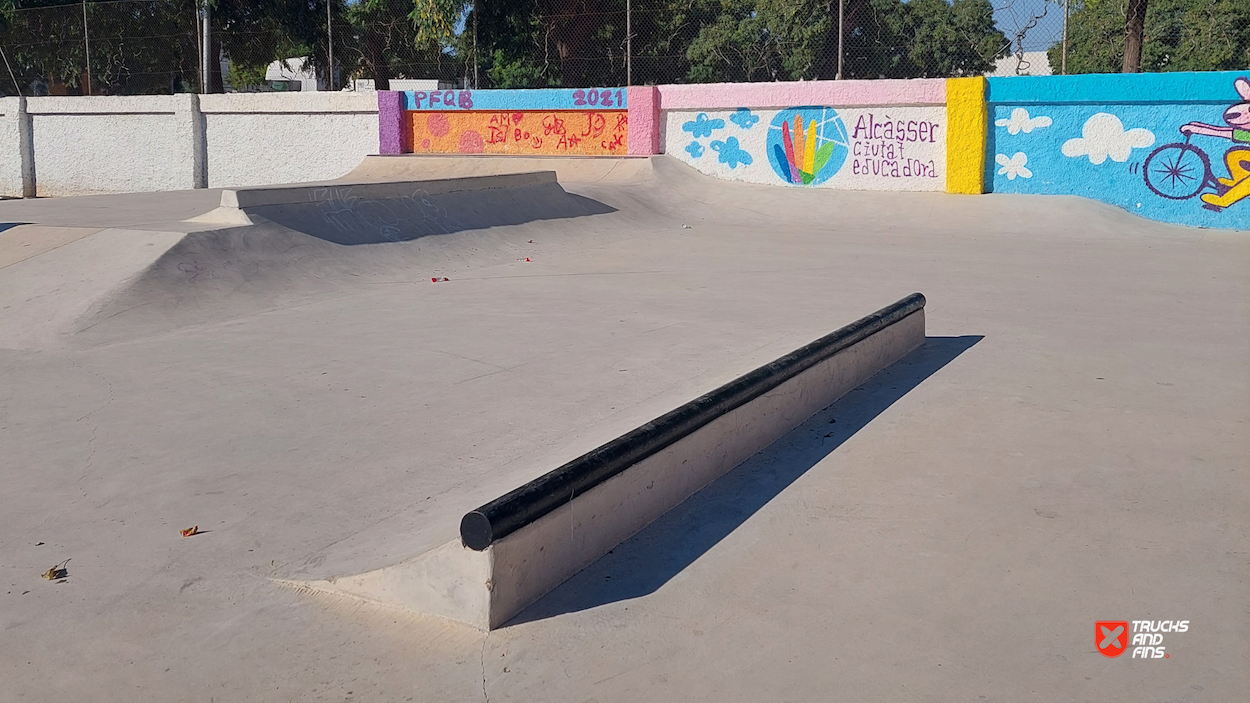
[473,0,629,88]
[684,0,834,82]
[227,61,269,90]
[213,0,322,91]
[0,0,463,95]
[347,0,457,87]
[0,0,1012,94]
[0,0,202,94]
[473,0,1006,86]
[486,50,560,88]
[409,0,463,48]
[849,0,1005,78]
[1051,0,1250,73]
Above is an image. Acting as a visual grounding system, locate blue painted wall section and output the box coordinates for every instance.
[988,71,1250,230]
[403,88,628,112]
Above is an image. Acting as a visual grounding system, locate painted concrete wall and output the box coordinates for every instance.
[648,79,983,195]
[0,93,379,197]
[403,88,628,112]
[408,110,628,155]
[385,88,631,156]
[663,106,946,190]
[658,80,949,192]
[987,71,1250,230]
[4,76,1249,231]
[946,77,988,195]
[655,79,947,110]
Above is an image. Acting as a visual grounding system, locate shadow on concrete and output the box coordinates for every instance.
[250,183,616,245]
[0,222,29,233]
[508,335,982,627]
[984,128,999,193]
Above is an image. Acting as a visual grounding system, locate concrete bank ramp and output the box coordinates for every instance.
[0,225,189,350]
[0,171,616,349]
[188,171,613,244]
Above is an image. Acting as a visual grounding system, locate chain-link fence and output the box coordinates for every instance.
[0,0,1244,96]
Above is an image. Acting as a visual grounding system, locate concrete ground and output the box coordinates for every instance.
[1,156,1246,702]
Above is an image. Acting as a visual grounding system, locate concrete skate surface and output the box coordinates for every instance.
[1,156,1246,701]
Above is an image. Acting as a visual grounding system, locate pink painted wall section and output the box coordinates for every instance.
[657,79,946,111]
[626,86,660,155]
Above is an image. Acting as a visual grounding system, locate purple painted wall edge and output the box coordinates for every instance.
[377,91,405,155]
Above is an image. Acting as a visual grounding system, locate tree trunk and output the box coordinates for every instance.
[1123,0,1147,72]
[364,26,391,90]
[544,0,596,86]
[209,34,224,92]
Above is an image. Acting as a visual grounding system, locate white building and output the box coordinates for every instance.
[262,58,450,92]
[265,57,323,91]
[990,51,1053,77]
[352,79,446,92]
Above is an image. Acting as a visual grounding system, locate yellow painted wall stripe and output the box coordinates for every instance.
[946,77,988,195]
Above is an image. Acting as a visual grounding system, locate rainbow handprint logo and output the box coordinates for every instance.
[768,107,850,186]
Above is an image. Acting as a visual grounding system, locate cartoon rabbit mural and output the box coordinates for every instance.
[1144,76,1250,212]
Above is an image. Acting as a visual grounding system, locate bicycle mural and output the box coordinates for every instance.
[987,71,1250,231]
[1146,77,1250,212]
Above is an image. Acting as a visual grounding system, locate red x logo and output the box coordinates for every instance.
[1096,621,1129,657]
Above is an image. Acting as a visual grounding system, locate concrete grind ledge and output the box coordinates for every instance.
[290,294,927,630]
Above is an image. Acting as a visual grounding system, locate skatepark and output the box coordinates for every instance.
[1,75,1248,702]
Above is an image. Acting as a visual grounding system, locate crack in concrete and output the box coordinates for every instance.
[66,357,114,506]
[479,630,491,703]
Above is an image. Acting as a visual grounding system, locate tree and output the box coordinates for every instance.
[0,0,1012,95]
[346,0,458,90]
[463,0,1006,86]
[852,0,1005,78]
[466,0,629,88]
[1052,0,1250,74]
[1124,0,1148,71]
[0,0,202,95]
[682,0,833,82]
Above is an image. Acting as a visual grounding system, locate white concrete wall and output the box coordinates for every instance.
[201,92,377,188]
[27,95,199,196]
[0,92,379,197]
[0,98,27,198]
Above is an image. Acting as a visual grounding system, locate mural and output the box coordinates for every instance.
[768,108,848,185]
[407,110,627,156]
[1173,77,1250,211]
[374,76,1245,228]
[403,88,626,112]
[666,106,945,191]
[989,74,1250,229]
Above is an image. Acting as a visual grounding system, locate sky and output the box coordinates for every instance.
[992,0,1068,53]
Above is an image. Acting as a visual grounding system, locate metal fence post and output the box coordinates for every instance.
[327,0,334,91]
[474,1,479,88]
[200,1,211,94]
[1062,0,1069,75]
[836,0,844,80]
[81,0,91,94]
